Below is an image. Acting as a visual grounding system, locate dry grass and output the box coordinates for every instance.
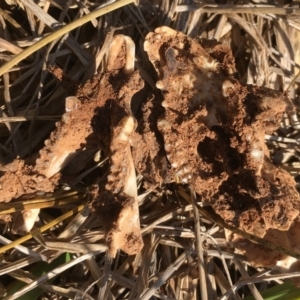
[0,0,300,299]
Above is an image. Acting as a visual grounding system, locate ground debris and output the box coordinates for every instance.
[0,27,299,265]
[144,26,300,266]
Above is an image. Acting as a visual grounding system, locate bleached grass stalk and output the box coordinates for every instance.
[39,285,96,300]
[8,271,95,300]
[190,188,208,300]
[206,236,233,288]
[3,251,103,300]
[141,204,194,235]
[152,225,195,237]
[0,7,29,36]
[234,260,263,300]
[0,235,46,261]
[270,48,300,70]
[0,190,82,214]
[214,262,236,298]
[85,257,104,289]
[178,188,300,261]
[0,257,38,276]
[0,37,22,55]
[129,235,160,299]
[265,134,299,144]
[44,241,107,254]
[0,204,84,254]
[57,204,91,239]
[139,248,193,300]
[159,237,241,260]
[0,116,61,122]
[98,252,113,300]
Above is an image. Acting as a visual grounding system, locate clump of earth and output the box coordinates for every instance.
[0,27,299,266]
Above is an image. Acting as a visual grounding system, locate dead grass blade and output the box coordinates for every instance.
[234,260,263,300]
[0,257,39,276]
[0,190,82,214]
[0,204,84,254]
[0,235,46,261]
[0,116,61,122]
[139,248,193,300]
[4,251,103,300]
[0,7,29,36]
[175,4,300,15]
[191,189,208,300]
[44,241,107,253]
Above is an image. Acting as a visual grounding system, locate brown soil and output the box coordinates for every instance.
[144,27,299,245]
[0,159,58,202]
[0,74,112,203]
[227,218,300,267]
[94,36,144,257]
[0,27,299,262]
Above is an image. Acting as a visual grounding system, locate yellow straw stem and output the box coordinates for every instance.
[0,204,85,254]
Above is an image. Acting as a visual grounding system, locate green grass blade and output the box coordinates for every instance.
[244,281,300,300]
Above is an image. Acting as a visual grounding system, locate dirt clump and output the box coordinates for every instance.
[0,27,300,263]
[144,26,299,248]
[132,91,170,188]
[0,35,145,256]
[93,35,144,257]
[0,159,58,203]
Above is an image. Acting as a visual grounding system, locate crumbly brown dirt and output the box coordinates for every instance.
[144,27,299,244]
[0,159,58,202]
[48,37,144,256]
[226,218,300,268]
[97,190,143,256]
[1,27,300,262]
[92,36,144,256]
[0,36,145,255]
[0,74,112,203]
[132,91,170,188]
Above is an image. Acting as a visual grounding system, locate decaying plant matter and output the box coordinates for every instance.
[1,27,300,265]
